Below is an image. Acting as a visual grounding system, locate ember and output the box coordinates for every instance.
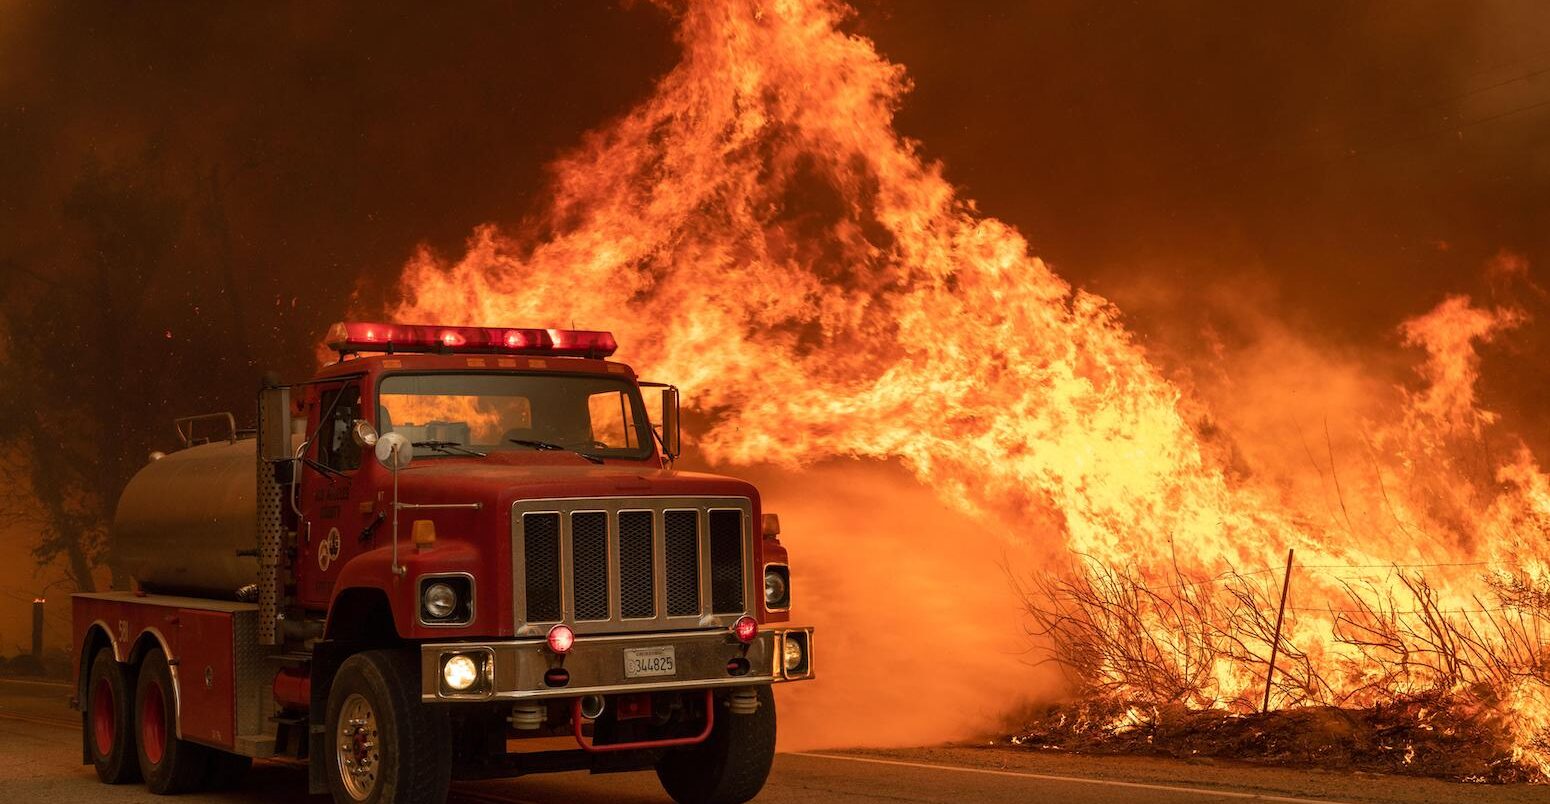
[384,0,1550,769]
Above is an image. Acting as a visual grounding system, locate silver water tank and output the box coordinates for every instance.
[114,439,259,598]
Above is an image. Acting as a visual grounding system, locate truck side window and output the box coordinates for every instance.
[587,390,636,449]
[318,384,362,471]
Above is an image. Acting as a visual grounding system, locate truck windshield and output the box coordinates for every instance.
[377,373,653,460]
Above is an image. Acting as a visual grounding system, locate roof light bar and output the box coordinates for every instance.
[325,322,618,359]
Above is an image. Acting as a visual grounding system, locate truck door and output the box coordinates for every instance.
[297,380,373,609]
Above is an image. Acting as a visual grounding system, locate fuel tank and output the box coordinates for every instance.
[114,439,259,598]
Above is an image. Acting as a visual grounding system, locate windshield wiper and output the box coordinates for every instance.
[508,438,603,464]
[412,440,487,457]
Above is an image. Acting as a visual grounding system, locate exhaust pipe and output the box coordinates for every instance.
[579,695,606,720]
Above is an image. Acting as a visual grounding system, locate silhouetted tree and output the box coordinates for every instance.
[0,148,259,591]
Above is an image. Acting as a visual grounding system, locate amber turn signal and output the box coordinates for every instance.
[412,519,436,550]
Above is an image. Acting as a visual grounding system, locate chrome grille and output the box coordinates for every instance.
[513,497,753,635]
[522,513,562,623]
[571,512,609,621]
[618,511,655,619]
[708,509,745,614]
[663,510,700,617]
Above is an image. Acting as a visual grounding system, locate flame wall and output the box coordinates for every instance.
[379,0,1542,756]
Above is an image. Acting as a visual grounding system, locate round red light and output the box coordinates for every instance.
[733,616,758,644]
[546,624,575,654]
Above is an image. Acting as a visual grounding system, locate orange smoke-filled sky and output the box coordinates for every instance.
[1,2,1547,719]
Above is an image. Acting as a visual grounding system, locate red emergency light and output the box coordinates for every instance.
[326,322,618,359]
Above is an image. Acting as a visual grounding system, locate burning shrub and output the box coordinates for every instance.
[1022,561,1550,781]
[1021,559,1326,712]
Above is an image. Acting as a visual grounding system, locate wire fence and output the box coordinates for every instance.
[1071,555,1535,618]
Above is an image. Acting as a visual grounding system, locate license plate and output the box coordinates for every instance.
[624,646,676,678]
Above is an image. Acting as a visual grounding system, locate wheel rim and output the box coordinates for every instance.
[141,678,166,765]
[91,677,115,756]
[336,692,380,801]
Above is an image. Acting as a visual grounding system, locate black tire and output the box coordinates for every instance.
[203,750,253,790]
[86,647,141,784]
[135,647,213,794]
[656,686,776,804]
[324,649,450,804]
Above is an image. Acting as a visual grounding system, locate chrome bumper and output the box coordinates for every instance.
[420,626,814,702]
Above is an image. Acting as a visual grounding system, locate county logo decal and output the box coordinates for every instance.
[318,526,342,571]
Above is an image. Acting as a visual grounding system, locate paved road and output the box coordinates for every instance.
[1,678,1539,803]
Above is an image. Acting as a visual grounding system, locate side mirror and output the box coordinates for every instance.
[351,419,379,447]
[375,432,414,469]
[661,387,681,460]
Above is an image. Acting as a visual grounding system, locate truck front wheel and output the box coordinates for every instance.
[324,649,451,804]
[655,685,776,804]
[86,647,140,784]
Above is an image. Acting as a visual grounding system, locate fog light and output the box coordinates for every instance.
[783,636,805,672]
[443,654,480,691]
[423,582,457,619]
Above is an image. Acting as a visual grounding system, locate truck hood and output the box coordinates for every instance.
[389,458,760,508]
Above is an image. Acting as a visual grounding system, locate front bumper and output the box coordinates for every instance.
[420,626,814,702]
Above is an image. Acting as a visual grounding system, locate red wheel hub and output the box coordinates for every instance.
[91,677,115,756]
[140,679,166,765]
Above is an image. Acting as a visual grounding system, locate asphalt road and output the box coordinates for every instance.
[1,678,1541,803]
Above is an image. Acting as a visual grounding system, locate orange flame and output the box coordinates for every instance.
[385,0,1550,763]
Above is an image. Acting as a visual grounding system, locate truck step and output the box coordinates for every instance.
[266,651,312,667]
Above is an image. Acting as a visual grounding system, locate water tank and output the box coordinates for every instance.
[114,439,259,598]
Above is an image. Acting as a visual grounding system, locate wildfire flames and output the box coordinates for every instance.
[386,0,1550,770]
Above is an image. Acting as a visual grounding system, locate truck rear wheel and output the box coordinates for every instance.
[655,686,776,804]
[324,649,450,804]
[86,647,140,784]
[135,647,213,794]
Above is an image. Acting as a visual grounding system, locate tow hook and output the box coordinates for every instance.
[728,688,760,715]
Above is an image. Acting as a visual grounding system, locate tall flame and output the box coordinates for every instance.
[389,0,1549,762]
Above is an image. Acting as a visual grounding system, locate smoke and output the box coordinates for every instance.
[752,461,1060,750]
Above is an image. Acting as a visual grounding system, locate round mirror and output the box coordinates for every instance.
[351,419,379,447]
[374,431,413,469]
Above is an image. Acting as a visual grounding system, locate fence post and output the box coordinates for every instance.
[1262,549,1294,713]
[32,598,45,661]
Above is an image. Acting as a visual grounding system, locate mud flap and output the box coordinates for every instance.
[307,640,348,795]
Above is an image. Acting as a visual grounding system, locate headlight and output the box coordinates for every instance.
[418,575,473,625]
[783,636,805,672]
[442,654,480,691]
[423,582,457,619]
[763,565,790,610]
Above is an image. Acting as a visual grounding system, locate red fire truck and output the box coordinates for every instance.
[71,322,813,804]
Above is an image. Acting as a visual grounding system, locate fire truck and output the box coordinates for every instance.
[71,322,814,804]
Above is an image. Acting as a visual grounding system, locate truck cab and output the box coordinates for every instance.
[72,322,813,804]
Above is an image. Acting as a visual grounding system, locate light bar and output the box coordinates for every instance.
[326,322,618,358]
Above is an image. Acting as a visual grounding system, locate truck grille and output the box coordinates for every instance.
[513,497,753,634]
[522,513,562,623]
